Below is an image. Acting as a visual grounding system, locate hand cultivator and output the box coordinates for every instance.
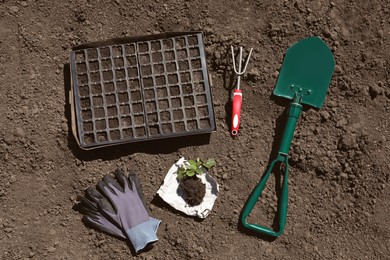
[230,46,253,136]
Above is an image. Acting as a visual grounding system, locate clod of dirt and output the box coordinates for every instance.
[338,134,358,151]
[336,118,348,128]
[9,6,19,13]
[178,176,205,206]
[369,84,383,99]
[320,111,331,121]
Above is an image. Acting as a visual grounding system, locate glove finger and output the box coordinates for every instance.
[97,199,120,225]
[128,171,147,209]
[77,200,99,218]
[114,168,128,191]
[97,180,116,200]
[98,196,117,215]
[77,194,98,212]
[127,171,142,192]
[103,175,124,193]
[85,187,103,204]
[82,215,126,239]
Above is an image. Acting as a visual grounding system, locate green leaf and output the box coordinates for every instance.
[195,168,203,175]
[203,158,216,169]
[187,171,195,177]
[178,166,186,175]
[188,164,196,170]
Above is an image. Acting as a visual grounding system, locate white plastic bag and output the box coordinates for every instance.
[157,157,219,218]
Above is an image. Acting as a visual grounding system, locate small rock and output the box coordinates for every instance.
[369,84,382,98]
[21,1,28,7]
[9,175,16,183]
[306,15,316,25]
[15,127,25,138]
[323,28,332,39]
[377,29,384,38]
[336,119,348,128]
[164,223,170,231]
[196,246,204,254]
[222,173,228,180]
[338,135,357,150]
[320,111,330,121]
[29,252,36,258]
[334,65,343,74]
[9,6,19,13]
[4,227,13,233]
[327,100,338,107]
[214,50,221,60]
[294,1,306,13]
[48,247,56,253]
[340,172,348,179]
[75,159,82,166]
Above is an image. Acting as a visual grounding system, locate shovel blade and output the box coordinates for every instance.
[273,36,335,109]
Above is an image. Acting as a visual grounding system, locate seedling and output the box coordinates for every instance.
[177,158,216,179]
[177,158,217,206]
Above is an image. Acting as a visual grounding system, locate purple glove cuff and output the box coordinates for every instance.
[126,217,161,253]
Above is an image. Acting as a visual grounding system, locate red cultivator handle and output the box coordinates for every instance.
[231,89,243,136]
[231,46,253,136]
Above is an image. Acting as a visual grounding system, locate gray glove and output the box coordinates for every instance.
[77,187,126,238]
[97,169,161,253]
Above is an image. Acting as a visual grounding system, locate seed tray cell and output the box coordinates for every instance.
[71,32,215,148]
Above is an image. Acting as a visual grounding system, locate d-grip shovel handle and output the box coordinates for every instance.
[241,156,289,237]
[241,101,302,237]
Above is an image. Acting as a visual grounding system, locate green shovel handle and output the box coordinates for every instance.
[241,101,302,237]
[241,155,289,237]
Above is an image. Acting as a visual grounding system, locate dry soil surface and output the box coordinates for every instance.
[0,0,389,259]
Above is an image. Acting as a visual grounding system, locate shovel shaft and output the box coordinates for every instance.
[231,89,243,136]
[279,102,302,154]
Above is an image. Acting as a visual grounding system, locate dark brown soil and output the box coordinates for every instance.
[0,0,389,259]
[178,176,206,206]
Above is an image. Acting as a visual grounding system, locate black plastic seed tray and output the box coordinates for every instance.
[70,32,215,149]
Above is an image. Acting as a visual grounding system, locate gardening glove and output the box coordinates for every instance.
[77,187,126,239]
[97,169,161,253]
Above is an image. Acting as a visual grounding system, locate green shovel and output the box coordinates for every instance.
[241,36,335,237]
